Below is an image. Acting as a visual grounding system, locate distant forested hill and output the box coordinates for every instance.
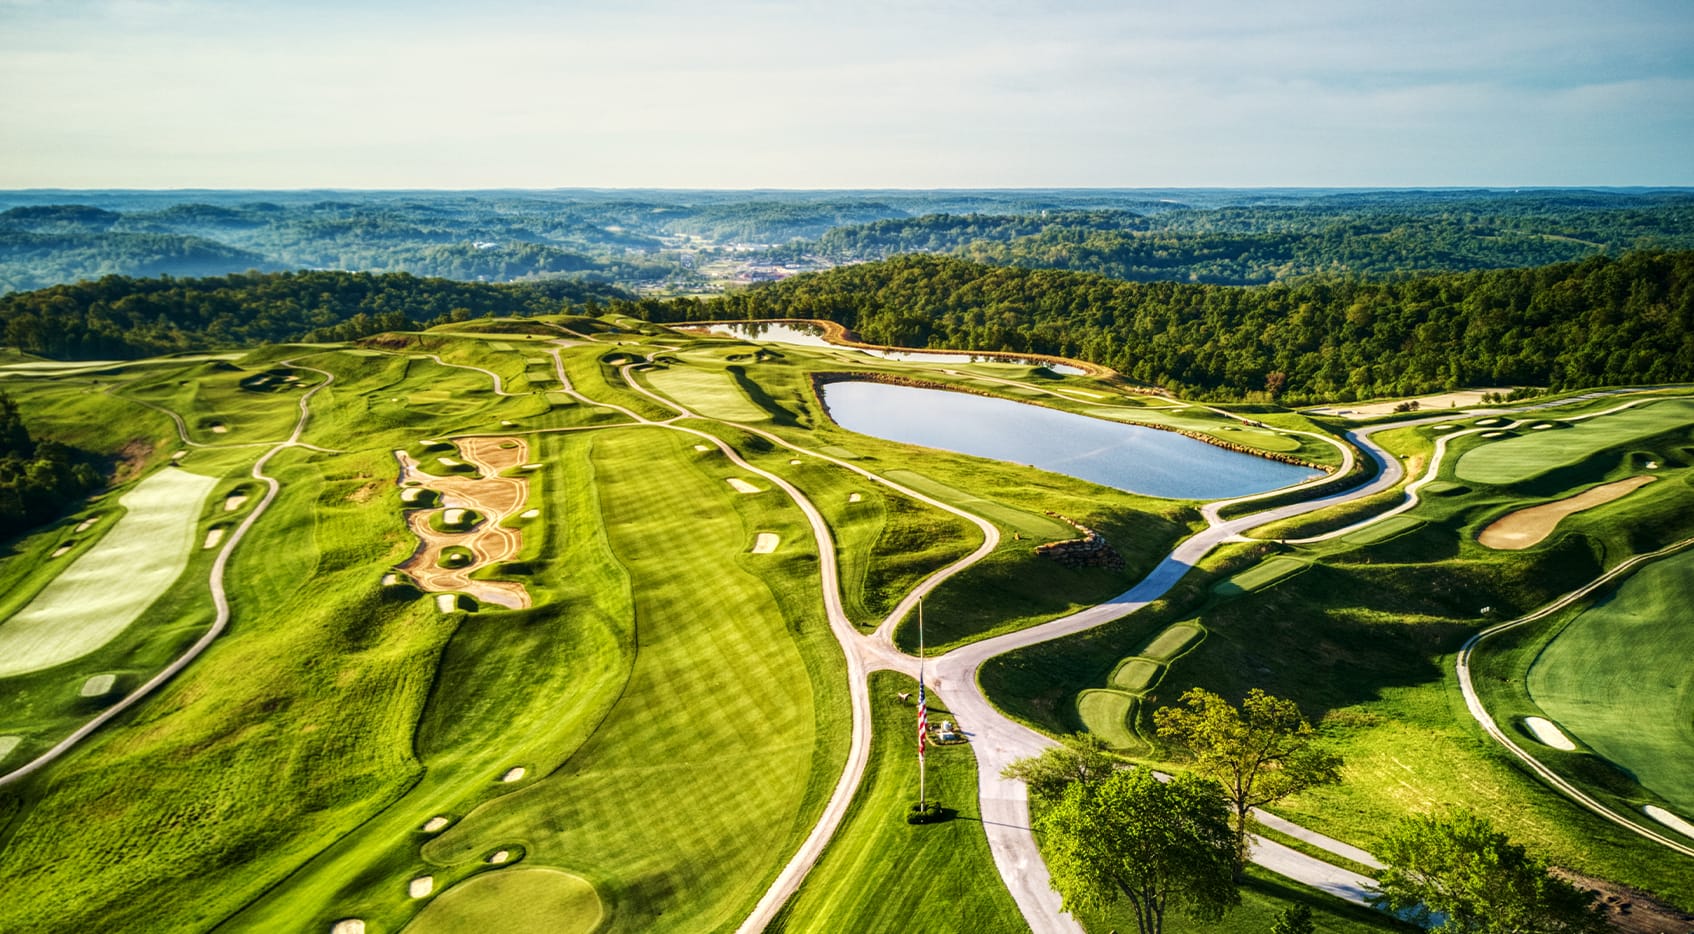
[0,271,625,359]
[772,192,1694,285]
[685,251,1694,403]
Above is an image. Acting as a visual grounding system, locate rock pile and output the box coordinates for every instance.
[1034,512,1124,570]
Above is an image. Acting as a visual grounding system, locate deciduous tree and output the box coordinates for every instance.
[1370,809,1610,934]
[1039,767,1238,934]
[1153,687,1342,872]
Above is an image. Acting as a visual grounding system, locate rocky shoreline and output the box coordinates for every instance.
[1033,513,1124,570]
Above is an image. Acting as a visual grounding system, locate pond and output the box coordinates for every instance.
[820,381,1320,500]
[704,321,1089,376]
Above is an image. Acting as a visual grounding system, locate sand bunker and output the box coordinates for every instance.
[0,735,19,762]
[438,456,463,468]
[435,594,458,613]
[521,508,540,519]
[80,673,117,697]
[51,544,72,558]
[847,493,862,503]
[1480,430,1509,438]
[224,494,248,512]
[693,444,710,452]
[1645,805,1694,841]
[382,573,400,587]
[1524,716,1578,751]
[410,876,435,898]
[1479,476,1656,550]
[203,527,225,549]
[501,767,526,783]
[1432,424,1456,430]
[401,487,429,504]
[1475,417,1505,427]
[789,459,801,465]
[423,816,450,833]
[489,850,511,864]
[396,436,532,610]
[751,533,779,554]
[75,517,97,532]
[210,424,228,434]
[330,920,365,934]
[726,478,760,494]
[520,463,541,471]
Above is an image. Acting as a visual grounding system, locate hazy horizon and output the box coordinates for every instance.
[3,1,1691,189]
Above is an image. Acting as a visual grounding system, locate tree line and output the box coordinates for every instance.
[0,391,102,538]
[0,270,626,359]
[671,250,1694,403]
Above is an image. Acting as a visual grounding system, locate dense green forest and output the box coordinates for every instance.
[674,250,1694,403]
[0,391,102,538]
[0,271,625,359]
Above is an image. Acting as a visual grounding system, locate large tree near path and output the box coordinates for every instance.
[1153,687,1343,873]
[1037,767,1238,934]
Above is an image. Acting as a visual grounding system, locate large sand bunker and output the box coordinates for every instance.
[395,437,532,609]
[1479,476,1656,550]
[751,533,779,554]
[1645,805,1694,841]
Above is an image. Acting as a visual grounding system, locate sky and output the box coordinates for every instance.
[1,0,1691,189]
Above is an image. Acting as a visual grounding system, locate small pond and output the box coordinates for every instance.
[704,321,1089,375]
[820,381,1320,500]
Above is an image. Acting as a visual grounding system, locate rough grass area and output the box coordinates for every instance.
[772,672,1027,934]
[0,467,217,677]
[1527,547,1694,814]
[1455,398,1694,486]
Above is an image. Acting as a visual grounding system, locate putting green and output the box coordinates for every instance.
[1140,622,1202,660]
[1528,547,1694,813]
[0,467,217,678]
[1109,657,1163,692]
[1455,399,1694,486]
[1077,689,1138,749]
[1212,555,1308,598]
[643,366,771,422]
[406,868,601,934]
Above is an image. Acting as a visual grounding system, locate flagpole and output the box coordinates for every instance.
[919,598,926,809]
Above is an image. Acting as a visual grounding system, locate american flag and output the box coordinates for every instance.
[917,679,928,757]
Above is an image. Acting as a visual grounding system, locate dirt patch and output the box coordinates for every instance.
[396,436,532,610]
[114,439,153,483]
[345,479,383,503]
[1479,476,1656,550]
[1553,868,1694,934]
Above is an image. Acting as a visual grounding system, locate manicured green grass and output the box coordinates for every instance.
[0,467,217,677]
[1142,622,1203,660]
[1340,515,1422,546]
[643,364,773,422]
[1212,555,1308,597]
[1527,547,1694,814]
[884,469,1071,540]
[1455,398,1694,486]
[409,868,603,934]
[1086,405,1305,453]
[1109,657,1163,692]
[773,671,1027,934]
[1077,689,1140,749]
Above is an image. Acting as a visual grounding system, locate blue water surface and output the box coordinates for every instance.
[821,381,1319,500]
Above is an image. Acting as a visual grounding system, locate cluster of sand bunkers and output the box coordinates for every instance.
[392,437,534,610]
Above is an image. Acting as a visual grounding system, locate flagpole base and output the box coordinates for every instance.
[906,801,950,824]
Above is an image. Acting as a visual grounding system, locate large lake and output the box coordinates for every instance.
[821,381,1320,500]
[705,321,1088,375]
